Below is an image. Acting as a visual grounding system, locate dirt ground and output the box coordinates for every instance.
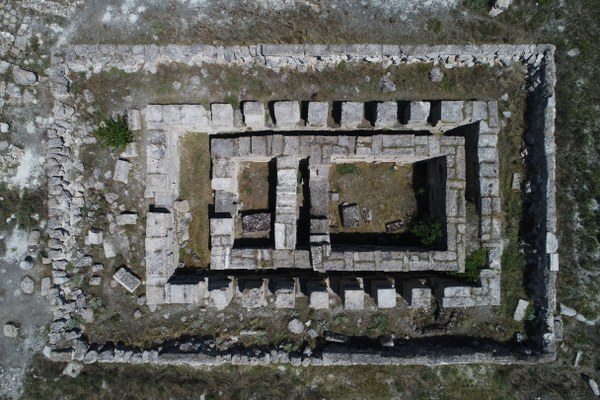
[329,162,418,235]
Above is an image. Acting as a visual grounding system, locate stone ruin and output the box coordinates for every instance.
[42,43,559,367]
[142,97,504,310]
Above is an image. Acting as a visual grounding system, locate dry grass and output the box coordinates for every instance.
[238,161,271,211]
[329,162,417,234]
[179,133,212,267]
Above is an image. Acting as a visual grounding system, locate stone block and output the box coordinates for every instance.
[308,281,329,309]
[241,280,266,308]
[408,101,430,123]
[211,103,234,128]
[208,278,233,310]
[165,282,205,304]
[343,283,365,310]
[113,267,141,293]
[116,213,138,225]
[403,281,432,309]
[440,101,464,122]
[127,109,142,131]
[340,102,363,128]
[210,217,234,236]
[374,283,397,309]
[86,229,103,245]
[274,279,296,308]
[63,362,83,378]
[243,102,265,129]
[273,101,301,128]
[375,102,398,128]
[307,102,329,127]
[113,159,131,184]
[513,299,530,321]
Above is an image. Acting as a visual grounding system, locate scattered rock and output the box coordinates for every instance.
[588,378,600,397]
[28,230,40,247]
[63,362,83,378]
[137,295,146,306]
[20,276,35,294]
[0,122,9,133]
[89,276,102,286]
[287,318,304,335]
[133,309,142,319]
[3,322,19,338]
[12,65,37,85]
[113,266,141,293]
[574,350,583,367]
[489,0,512,16]
[513,299,530,321]
[379,74,396,93]
[362,208,373,224]
[559,303,577,317]
[116,213,138,225]
[500,93,509,102]
[385,219,405,233]
[325,332,350,343]
[113,159,131,184]
[429,67,444,83]
[19,256,33,271]
[103,239,116,258]
[40,277,51,296]
[567,48,581,58]
[86,229,103,245]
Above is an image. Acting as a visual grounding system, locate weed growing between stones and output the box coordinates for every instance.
[93,115,132,148]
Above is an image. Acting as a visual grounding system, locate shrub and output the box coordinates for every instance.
[463,248,488,282]
[411,217,443,246]
[93,115,132,148]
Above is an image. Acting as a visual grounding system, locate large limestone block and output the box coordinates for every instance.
[243,102,265,129]
[211,103,234,128]
[340,102,363,128]
[343,283,365,310]
[375,102,398,128]
[274,101,301,128]
[408,102,430,124]
[308,281,329,309]
[113,267,141,293]
[307,102,329,127]
[440,101,465,123]
[372,280,397,308]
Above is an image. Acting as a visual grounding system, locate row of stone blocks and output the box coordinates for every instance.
[144,100,473,133]
[148,276,434,311]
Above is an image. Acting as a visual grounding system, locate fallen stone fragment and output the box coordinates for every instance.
[574,350,583,367]
[511,173,521,190]
[20,276,35,294]
[113,159,131,184]
[3,322,19,338]
[40,277,51,296]
[63,362,83,378]
[0,122,9,133]
[86,229,103,245]
[513,299,529,321]
[116,212,138,225]
[489,0,512,16]
[429,67,444,83]
[120,142,138,159]
[19,256,33,271]
[113,267,141,293]
[589,378,600,397]
[89,276,102,286]
[133,309,142,319]
[559,303,577,317]
[103,239,116,258]
[12,65,37,85]
[287,318,304,335]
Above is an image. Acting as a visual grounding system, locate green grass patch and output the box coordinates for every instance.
[92,115,132,148]
[335,163,359,175]
[410,217,444,247]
